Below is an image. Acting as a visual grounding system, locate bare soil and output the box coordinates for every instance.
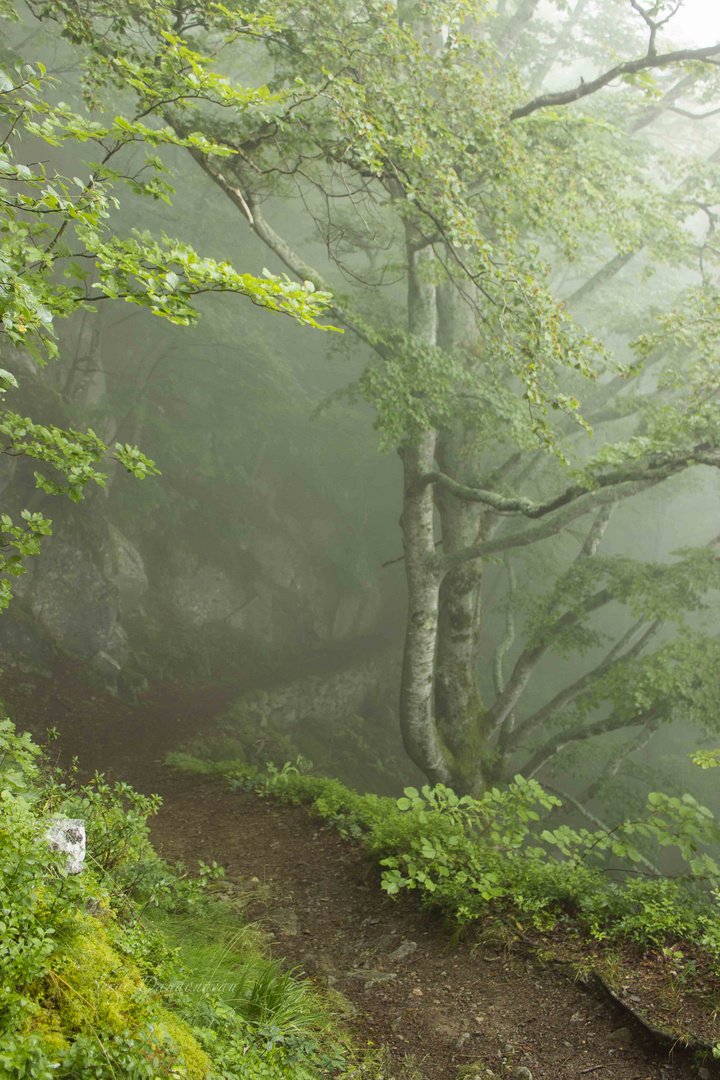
[3,659,718,1080]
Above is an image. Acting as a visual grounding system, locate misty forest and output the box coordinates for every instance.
[5,0,720,1077]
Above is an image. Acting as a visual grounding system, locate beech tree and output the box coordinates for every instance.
[24,0,720,806]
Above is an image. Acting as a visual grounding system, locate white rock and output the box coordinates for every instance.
[45,816,86,874]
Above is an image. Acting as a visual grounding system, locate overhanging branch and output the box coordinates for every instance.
[486,587,615,733]
[510,42,720,121]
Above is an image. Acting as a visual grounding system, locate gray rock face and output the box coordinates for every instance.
[164,519,385,654]
[168,556,247,629]
[29,523,127,667]
[103,524,148,617]
[330,587,383,642]
[228,655,391,732]
[0,418,393,699]
[0,511,146,692]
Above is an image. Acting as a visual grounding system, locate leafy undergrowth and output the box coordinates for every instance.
[0,719,369,1080]
[166,747,720,1058]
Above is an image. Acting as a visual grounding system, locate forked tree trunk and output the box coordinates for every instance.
[434,429,487,789]
[397,243,452,785]
[433,283,491,792]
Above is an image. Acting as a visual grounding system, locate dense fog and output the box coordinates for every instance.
[3,0,720,839]
[7,3,720,1078]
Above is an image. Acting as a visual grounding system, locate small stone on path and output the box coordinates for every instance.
[388,939,417,963]
[605,1026,633,1045]
[272,907,299,934]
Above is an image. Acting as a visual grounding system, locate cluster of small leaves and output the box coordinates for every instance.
[32,0,651,455]
[381,777,561,910]
[0,17,336,607]
[573,632,720,732]
[544,790,720,882]
[691,748,720,770]
[526,547,720,655]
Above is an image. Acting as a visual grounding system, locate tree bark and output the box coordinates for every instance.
[497,0,542,58]
[434,428,487,780]
[432,283,489,789]
[397,243,451,785]
[529,0,590,91]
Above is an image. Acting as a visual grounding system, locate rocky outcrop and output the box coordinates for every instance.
[0,507,148,692]
[163,529,385,653]
[224,653,395,732]
[103,524,149,619]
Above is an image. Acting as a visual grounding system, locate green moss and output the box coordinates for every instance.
[24,915,212,1078]
[1,720,359,1080]
[155,1008,212,1080]
[25,1007,70,1053]
[46,918,148,1034]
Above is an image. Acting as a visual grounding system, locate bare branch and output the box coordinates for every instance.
[529,0,591,93]
[581,718,660,803]
[507,618,662,751]
[424,446,718,527]
[492,560,517,697]
[497,0,542,58]
[522,708,659,778]
[445,477,664,563]
[510,42,720,122]
[629,72,697,132]
[578,502,615,559]
[667,104,720,121]
[485,588,615,733]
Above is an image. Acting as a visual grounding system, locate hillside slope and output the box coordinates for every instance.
[3,660,718,1080]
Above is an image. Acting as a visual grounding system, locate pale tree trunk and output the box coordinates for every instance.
[529,0,590,91]
[397,242,452,785]
[433,429,488,789]
[496,0,542,57]
[432,283,489,790]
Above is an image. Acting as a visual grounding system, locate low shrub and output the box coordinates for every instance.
[0,719,351,1079]
[186,753,720,963]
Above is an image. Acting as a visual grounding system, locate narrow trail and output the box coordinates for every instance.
[2,660,708,1080]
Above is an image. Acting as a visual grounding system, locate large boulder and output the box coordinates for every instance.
[167,554,249,628]
[228,654,391,732]
[0,509,147,691]
[103,524,148,618]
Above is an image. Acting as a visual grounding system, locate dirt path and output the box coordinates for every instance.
[2,660,709,1080]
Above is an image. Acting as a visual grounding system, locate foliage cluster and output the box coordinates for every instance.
[0,718,351,1080]
[0,27,334,611]
[168,749,720,966]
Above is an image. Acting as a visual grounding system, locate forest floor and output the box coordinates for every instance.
[3,658,719,1080]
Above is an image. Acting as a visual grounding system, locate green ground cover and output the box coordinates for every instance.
[0,720,353,1080]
